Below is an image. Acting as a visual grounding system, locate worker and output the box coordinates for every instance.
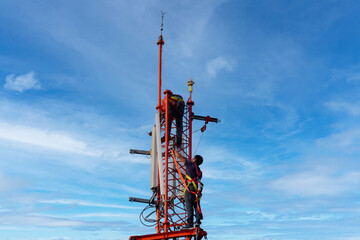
[161,93,185,145]
[173,149,203,229]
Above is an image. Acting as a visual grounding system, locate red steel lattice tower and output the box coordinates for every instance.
[129,14,218,240]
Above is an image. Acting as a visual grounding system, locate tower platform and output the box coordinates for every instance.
[129,227,207,240]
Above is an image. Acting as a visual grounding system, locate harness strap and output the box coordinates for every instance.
[170,95,184,104]
[161,95,184,112]
[185,174,198,192]
[171,150,203,220]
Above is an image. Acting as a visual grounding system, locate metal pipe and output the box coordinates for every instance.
[129,197,156,205]
[156,35,164,111]
[192,115,220,123]
[187,80,194,161]
[163,89,171,232]
[130,149,151,155]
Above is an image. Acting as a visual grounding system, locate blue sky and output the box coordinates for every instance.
[1,0,360,239]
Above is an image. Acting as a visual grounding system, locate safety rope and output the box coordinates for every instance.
[194,130,205,155]
[170,149,203,220]
[193,115,211,154]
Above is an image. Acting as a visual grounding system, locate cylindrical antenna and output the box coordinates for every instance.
[187,78,194,93]
[160,10,166,35]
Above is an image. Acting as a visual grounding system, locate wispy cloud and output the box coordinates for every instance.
[0,121,100,157]
[268,120,360,198]
[0,171,27,193]
[325,100,360,117]
[0,213,131,230]
[40,199,141,210]
[202,146,262,181]
[168,0,226,58]
[75,212,138,219]
[0,98,152,170]
[332,63,360,85]
[206,57,234,78]
[4,72,41,92]
[270,169,360,197]
[0,214,83,227]
[315,128,360,154]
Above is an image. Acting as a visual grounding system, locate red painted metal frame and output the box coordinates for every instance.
[164,89,171,232]
[130,228,207,240]
[187,91,194,161]
[156,35,164,111]
[155,33,164,234]
[159,91,191,232]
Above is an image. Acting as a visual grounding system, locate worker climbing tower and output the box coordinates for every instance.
[129,13,219,240]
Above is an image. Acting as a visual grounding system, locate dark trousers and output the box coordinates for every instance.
[167,102,184,145]
[185,185,201,226]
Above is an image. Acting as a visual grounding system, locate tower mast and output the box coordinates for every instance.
[129,12,219,240]
[156,11,165,234]
[156,11,166,111]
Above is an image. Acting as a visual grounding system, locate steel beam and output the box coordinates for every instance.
[129,228,207,240]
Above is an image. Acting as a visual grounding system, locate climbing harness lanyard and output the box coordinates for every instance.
[171,149,203,220]
[184,164,202,198]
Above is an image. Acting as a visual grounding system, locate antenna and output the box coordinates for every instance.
[156,11,165,111]
[160,10,167,35]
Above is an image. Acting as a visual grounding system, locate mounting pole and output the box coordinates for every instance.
[156,11,166,111]
[164,89,172,232]
[187,79,195,160]
[156,11,165,234]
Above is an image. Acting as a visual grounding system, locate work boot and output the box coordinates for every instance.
[181,224,193,229]
[194,220,201,228]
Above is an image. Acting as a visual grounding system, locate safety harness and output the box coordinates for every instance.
[169,94,184,108]
[184,164,203,199]
[171,150,203,220]
[162,94,184,112]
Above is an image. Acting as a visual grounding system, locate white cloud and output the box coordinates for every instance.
[201,146,262,181]
[0,214,84,227]
[332,63,360,85]
[270,170,360,197]
[0,172,26,193]
[169,1,226,58]
[347,73,360,82]
[76,212,138,219]
[268,125,360,198]
[206,57,234,78]
[0,99,151,167]
[40,199,141,210]
[315,128,360,154]
[0,213,132,232]
[0,121,100,157]
[4,72,41,92]
[326,101,360,117]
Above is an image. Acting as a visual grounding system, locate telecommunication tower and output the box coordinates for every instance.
[129,13,219,240]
